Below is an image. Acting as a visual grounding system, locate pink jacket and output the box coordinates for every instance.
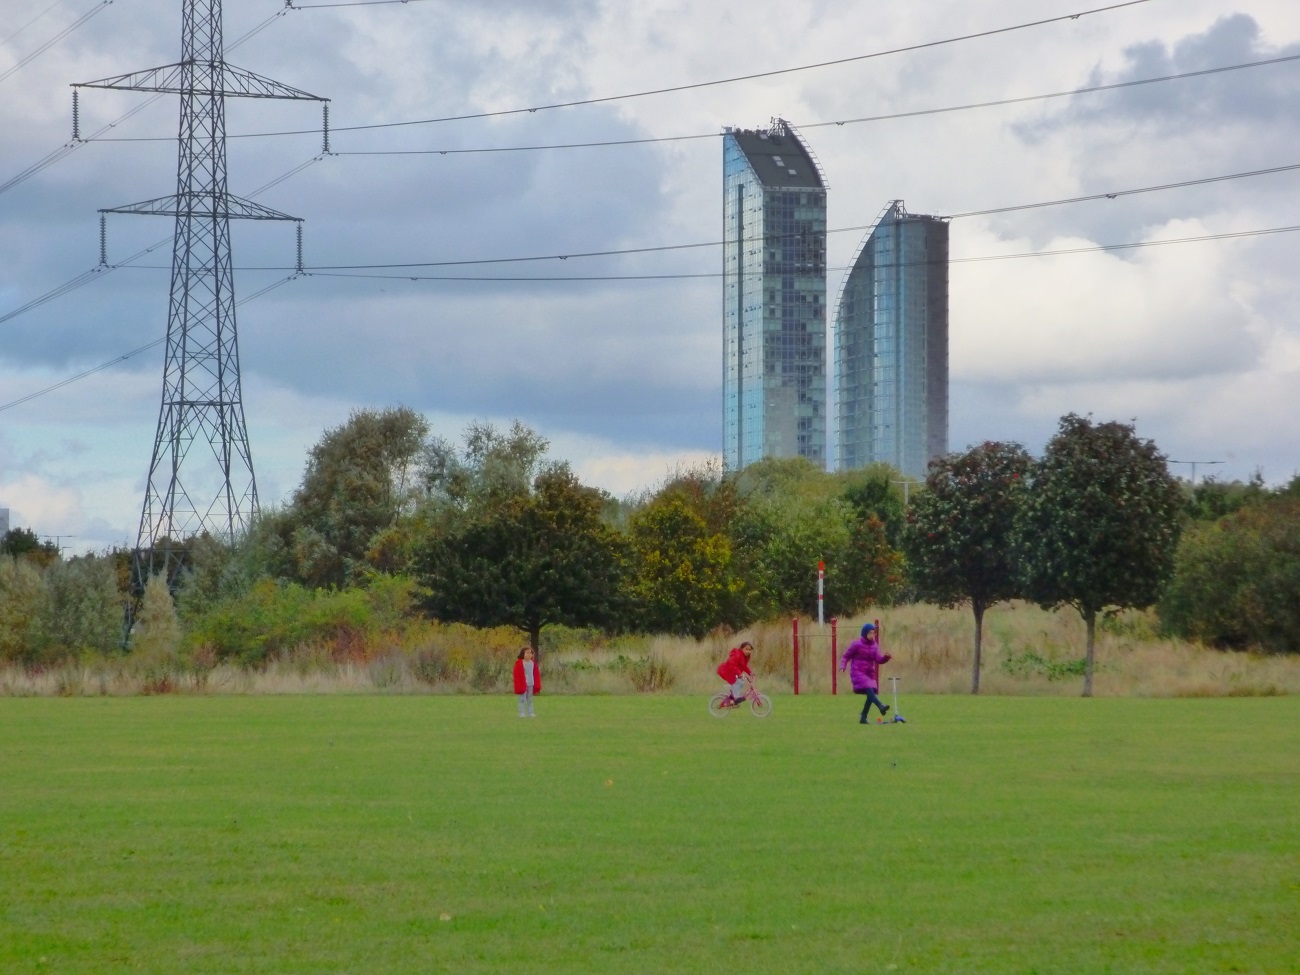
[840,636,891,692]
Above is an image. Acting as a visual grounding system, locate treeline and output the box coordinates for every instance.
[900,416,1300,693]
[2,409,1297,685]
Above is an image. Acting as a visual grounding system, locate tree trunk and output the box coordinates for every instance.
[971,599,985,695]
[528,620,541,653]
[1083,609,1096,698]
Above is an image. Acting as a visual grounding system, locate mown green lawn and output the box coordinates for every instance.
[1,693,1296,974]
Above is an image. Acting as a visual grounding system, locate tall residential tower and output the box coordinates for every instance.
[835,201,949,479]
[722,119,827,469]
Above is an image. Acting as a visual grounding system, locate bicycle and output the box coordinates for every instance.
[708,676,772,718]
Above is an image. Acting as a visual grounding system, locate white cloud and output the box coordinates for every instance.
[952,218,1263,384]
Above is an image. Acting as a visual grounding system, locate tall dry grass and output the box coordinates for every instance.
[2,603,1296,697]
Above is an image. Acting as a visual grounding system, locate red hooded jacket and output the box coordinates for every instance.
[716,647,753,683]
[513,657,541,694]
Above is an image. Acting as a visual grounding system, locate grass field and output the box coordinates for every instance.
[2,694,1297,974]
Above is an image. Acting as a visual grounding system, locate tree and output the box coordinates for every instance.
[32,555,124,661]
[0,556,47,664]
[130,573,184,663]
[417,464,625,649]
[421,419,549,511]
[1017,414,1184,696]
[902,441,1032,693]
[1159,495,1300,654]
[625,493,741,637]
[288,407,430,587]
[1183,471,1267,522]
[1,527,60,567]
[841,463,909,546]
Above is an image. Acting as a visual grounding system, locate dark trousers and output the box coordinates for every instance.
[856,687,886,716]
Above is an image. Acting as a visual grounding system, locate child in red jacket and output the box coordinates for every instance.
[513,646,541,718]
[716,641,754,707]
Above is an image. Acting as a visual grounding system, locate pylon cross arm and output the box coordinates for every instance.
[101,194,301,222]
[74,62,326,102]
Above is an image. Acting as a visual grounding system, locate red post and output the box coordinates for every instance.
[792,617,800,695]
[830,617,838,695]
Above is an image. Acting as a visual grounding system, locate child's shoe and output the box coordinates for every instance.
[881,704,890,716]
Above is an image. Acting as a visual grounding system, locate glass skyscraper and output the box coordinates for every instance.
[835,201,949,479]
[722,119,827,470]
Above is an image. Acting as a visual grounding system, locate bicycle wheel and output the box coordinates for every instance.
[708,692,733,718]
[750,693,772,718]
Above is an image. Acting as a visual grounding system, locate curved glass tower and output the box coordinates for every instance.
[722,119,827,470]
[835,201,949,479]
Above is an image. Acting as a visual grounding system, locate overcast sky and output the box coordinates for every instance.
[3,0,1299,554]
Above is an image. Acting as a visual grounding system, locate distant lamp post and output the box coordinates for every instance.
[1169,459,1224,485]
[42,535,77,556]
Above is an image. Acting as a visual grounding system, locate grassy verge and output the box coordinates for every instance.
[2,695,1297,974]
[5,601,1299,697]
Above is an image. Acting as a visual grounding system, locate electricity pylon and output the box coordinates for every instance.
[75,0,326,588]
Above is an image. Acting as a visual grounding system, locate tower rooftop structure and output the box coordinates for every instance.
[725,126,826,190]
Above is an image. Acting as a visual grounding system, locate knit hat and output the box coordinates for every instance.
[861,623,876,637]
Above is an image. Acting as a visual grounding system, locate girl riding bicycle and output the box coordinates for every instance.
[716,641,754,707]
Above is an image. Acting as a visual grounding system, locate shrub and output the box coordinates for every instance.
[1001,650,1089,682]
[1159,497,1300,653]
[627,653,676,692]
[183,580,374,666]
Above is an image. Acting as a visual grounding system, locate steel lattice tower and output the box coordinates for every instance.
[76,0,325,587]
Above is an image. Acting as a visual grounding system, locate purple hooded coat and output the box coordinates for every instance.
[840,635,891,692]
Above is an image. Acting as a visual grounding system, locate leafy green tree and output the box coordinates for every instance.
[130,573,183,664]
[417,464,625,650]
[0,556,47,664]
[841,463,909,546]
[625,493,741,637]
[903,441,1032,693]
[33,555,124,661]
[288,406,430,587]
[728,493,887,619]
[1017,414,1183,696]
[1,527,60,567]
[421,419,549,511]
[838,513,906,613]
[1159,495,1300,654]
[1183,471,1268,522]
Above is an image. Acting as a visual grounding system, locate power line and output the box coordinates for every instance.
[194,160,1300,272]
[4,155,1295,328]
[0,276,300,414]
[0,0,113,87]
[287,0,439,7]
[6,219,1295,416]
[219,52,1289,153]
[2,155,323,329]
[264,0,1160,132]
[296,224,1300,277]
[0,7,288,197]
[0,0,73,48]
[58,223,1300,281]
[948,161,1300,219]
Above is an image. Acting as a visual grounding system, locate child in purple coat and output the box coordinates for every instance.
[840,622,892,724]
